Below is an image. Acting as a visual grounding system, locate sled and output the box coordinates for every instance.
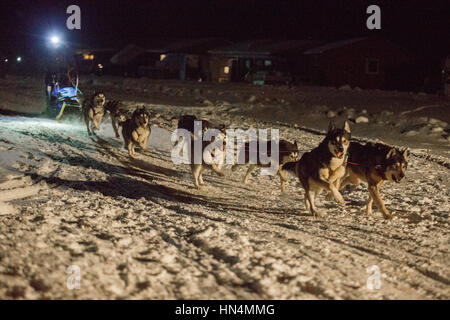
[45,69,83,120]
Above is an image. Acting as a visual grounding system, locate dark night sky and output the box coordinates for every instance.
[1,0,449,61]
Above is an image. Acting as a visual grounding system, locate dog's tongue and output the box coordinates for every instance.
[337,152,343,158]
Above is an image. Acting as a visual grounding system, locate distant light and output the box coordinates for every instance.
[83,54,94,60]
[98,63,103,69]
[224,66,230,74]
[17,56,22,62]
[4,58,8,63]
[51,36,60,44]
[160,54,166,61]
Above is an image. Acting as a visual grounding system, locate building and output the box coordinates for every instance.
[110,39,231,80]
[208,40,320,84]
[303,36,417,90]
[74,48,119,75]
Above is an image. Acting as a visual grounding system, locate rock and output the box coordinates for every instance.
[355,116,369,123]
[428,118,447,128]
[326,110,337,119]
[202,99,214,106]
[247,95,257,103]
[338,84,352,91]
[430,127,444,134]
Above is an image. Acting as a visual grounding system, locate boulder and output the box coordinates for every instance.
[247,95,257,103]
[355,116,369,123]
[326,110,337,119]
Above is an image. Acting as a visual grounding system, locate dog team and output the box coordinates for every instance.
[82,91,409,220]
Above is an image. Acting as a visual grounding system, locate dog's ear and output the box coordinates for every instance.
[386,147,397,159]
[343,121,351,134]
[401,148,410,159]
[328,121,335,133]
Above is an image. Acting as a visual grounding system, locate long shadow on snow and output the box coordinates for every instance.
[25,136,303,216]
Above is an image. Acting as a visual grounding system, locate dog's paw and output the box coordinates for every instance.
[383,213,393,220]
[336,196,345,205]
[312,210,326,218]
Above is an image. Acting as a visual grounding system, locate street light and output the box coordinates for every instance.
[51,36,60,45]
[16,56,22,62]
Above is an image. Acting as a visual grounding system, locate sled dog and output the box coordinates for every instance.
[82,91,106,136]
[104,100,128,138]
[282,121,351,217]
[338,142,409,219]
[121,106,151,158]
[231,139,299,192]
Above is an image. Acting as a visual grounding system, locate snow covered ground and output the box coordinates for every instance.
[0,76,449,299]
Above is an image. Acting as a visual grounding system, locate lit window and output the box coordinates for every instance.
[264,60,272,66]
[90,54,94,60]
[160,54,166,61]
[365,59,379,74]
[224,66,230,74]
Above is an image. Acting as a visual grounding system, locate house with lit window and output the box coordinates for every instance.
[74,48,118,75]
[302,36,417,90]
[208,40,320,84]
[110,39,232,80]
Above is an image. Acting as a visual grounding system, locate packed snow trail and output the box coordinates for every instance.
[0,111,448,299]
